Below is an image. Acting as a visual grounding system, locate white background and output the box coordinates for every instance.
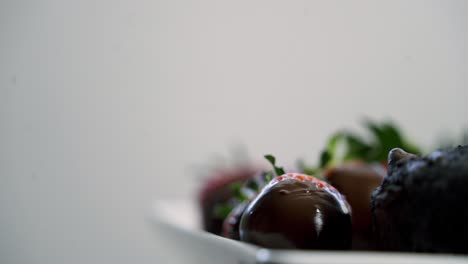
[1,0,468,263]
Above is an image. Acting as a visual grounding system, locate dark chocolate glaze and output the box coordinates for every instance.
[222,201,249,240]
[325,162,386,250]
[239,179,352,249]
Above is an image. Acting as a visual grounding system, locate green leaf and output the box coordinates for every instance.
[361,119,421,160]
[264,171,274,183]
[229,182,247,201]
[264,154,285,176]
[213,203,233,219]
[326,133,342,154]
[319,150,331,168]
[264,154,276,166]
[275,166,285,176]
[343,133,372,161]
[303,118,422,183]
[403,142,421,155]
[320,132,347,167]
[244,178,259,192]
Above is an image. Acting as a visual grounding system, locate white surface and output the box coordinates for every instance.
[151,200,468,264]
[1,1,468,263]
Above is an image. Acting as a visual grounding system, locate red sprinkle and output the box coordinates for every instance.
[272,173,333,192]
[295,175,305,181]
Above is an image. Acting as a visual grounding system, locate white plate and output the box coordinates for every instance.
[149,199,468,264]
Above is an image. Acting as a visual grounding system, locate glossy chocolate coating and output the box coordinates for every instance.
[222,201,249,240]
[325,162,386,250]
[239,179,352,249]
[325,162,385,231]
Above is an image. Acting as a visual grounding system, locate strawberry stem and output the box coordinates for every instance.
[264,154,285,176]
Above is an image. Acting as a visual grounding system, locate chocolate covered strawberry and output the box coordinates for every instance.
[198,166,258,235]
[324,161,385,249]
[220,170,273,240]
[239,156,352,249]
[222,201,249,240]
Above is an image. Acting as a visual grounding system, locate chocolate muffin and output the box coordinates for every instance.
[371,146,468,253]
